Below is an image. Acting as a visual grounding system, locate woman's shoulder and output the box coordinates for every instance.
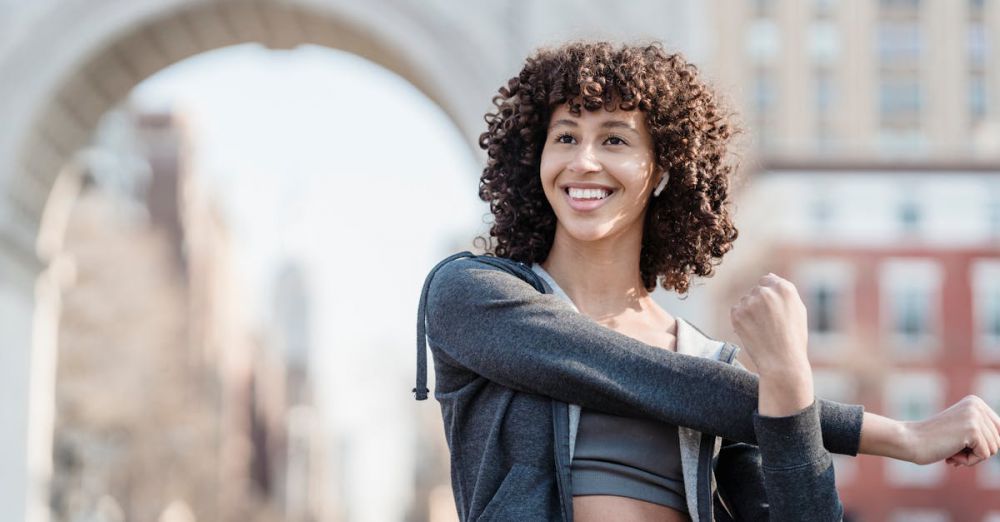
[424,251,547,299]
[428,251,537,282]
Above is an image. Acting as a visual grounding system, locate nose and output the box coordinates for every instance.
[566,142,601,174]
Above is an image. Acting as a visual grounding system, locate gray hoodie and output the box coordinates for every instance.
[415,251,862,521]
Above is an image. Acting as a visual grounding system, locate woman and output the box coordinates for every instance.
[415,40,1000,521]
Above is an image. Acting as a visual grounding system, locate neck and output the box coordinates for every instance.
[540,222,653,322]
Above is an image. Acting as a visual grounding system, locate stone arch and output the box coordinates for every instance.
[0,2,502,520]
[0,0,500,259]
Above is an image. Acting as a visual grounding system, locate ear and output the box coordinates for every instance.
[653,171,670,197]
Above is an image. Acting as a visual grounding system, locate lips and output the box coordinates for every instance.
[561,183,616,192]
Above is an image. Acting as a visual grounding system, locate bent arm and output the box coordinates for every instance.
[753,401,844,521]
[422,256,864,455]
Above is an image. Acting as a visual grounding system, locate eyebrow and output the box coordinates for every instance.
[549,118,639,133]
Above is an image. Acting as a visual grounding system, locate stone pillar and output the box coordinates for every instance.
[0,226,55,522]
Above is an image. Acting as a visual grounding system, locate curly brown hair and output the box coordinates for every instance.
[473,40,741,295]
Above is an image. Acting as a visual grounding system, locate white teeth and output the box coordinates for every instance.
[567,187,611,200]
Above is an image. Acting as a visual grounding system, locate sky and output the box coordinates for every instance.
[131,43,487,521]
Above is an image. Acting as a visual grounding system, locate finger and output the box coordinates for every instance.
[949,453,969,466]
[952,448,983,467]
[970,432,991,462]
[983,415,1000,457]
[984,401,1000,443]
[978,408,1000,458]
[989,412,1000,457]
[975,413,998,458]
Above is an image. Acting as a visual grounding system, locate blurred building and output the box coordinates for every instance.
[268,262,338,522]
[50,105,333,522]
[711,162,1000,521]
[709,0,1000,162]
[702,2,1000,519]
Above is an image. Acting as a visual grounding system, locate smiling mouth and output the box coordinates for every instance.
[563,187,616,211]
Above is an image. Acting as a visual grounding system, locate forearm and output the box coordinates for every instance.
[424,257,864,454]
[858,411,912,461]
[757,363,814,417]
[753,401,844,522]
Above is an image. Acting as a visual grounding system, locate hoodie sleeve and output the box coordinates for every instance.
[420,256,864,455]
[752,400,845,522]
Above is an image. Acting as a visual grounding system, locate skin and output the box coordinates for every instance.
[539,99,1000,522]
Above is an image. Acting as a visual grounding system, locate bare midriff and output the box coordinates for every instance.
[572,495,691,522]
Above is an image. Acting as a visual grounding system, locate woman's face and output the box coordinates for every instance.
[539,101,660,244]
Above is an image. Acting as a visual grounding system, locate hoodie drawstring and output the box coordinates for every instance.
[414,251,476,401]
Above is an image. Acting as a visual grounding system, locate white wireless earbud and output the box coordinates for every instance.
[653,172,670,197]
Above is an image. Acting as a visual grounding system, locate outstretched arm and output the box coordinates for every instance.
[730,273,1000,470]
[419,255,863,455]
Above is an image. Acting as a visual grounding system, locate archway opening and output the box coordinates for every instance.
[41,37,482,522]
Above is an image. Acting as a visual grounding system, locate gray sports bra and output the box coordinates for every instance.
[572,410,687,512]
[530,264,687,512]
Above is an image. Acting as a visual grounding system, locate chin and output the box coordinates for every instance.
[560,222,614,243]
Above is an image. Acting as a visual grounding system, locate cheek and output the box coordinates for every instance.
[538,153,559,185]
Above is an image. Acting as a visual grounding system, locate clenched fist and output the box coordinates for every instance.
[730,273,814,416]
[730,273,810,376]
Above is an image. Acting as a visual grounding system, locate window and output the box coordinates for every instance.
[747,20,781,64]
[812,285,836,333]
[809,194,833,229]
[880,0,921,9]
[796,260,854,359]
[898,196,920,233]
[972,261,1000,362]
[877,22,922,65]
[752,0,775,18]
[990,198,1000,238]
[880,259,941,358]
[976,373,1000,488]
[809,22,840,64]
[970,73,987,123]
[880,77,922,118]
[885,372,945,486]
[967,8,988,131]
[754,68,777,114]
[878,128,927,155]
[877,17,922,147]
[813,0,837,18]
[968,23,987,69]
[752,67,778,150]
[816,69,835,113]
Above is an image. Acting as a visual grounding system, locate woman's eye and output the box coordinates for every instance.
[606,135,627,145]
[556,133,575,144]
